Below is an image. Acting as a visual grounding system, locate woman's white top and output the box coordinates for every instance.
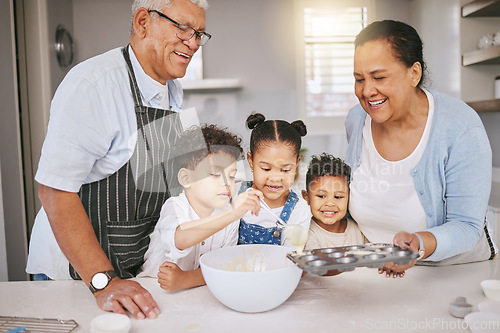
[349,88,434,243]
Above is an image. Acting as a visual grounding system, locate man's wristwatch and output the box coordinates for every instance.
[89,270,117,294]
[414,233,425,260]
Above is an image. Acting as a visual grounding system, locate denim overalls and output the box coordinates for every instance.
[237,181,299,245]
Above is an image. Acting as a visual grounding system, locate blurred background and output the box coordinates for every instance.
[2,0,499,281]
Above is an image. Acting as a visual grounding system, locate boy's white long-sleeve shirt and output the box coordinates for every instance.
[139,191,239,277]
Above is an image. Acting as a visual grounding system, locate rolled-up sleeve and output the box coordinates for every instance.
[35,75,113,192]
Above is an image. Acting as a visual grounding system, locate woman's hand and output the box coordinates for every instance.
[378,231,420,278]
[393,231,420,252]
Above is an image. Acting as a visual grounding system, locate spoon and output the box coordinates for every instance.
[258,197,287,227]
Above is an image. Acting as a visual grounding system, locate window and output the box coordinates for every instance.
[298,0,371,121]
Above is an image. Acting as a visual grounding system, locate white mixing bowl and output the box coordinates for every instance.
[200,244,302,313]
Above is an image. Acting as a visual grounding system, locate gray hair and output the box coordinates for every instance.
[130,0,209,34]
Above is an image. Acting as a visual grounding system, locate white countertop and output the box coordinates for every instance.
[1,259,500,333]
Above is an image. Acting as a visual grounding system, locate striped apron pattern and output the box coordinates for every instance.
[69,46,183,279]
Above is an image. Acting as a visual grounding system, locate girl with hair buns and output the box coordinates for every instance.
[238,113,311,250]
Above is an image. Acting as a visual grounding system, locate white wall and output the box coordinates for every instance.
[196,0,299,152]
[31,0,500,191]
[192,0,416,158]
[72,0,133,63]
[31,0,500,193]
[409,0,461,98]
[68,0,418,160]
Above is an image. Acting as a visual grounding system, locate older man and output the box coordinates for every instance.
[26,0,210,319]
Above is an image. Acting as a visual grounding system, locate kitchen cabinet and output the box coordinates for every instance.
[467,98,500,112]
[463,45,500,66]
[462,0,500,17]
[181,78,243,93]
[461,0,500,112]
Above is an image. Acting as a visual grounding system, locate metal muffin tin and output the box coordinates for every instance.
[287,243,420,275]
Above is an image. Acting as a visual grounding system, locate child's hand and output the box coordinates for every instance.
[157,262,189,290]
[378,263,407,278]
[231,189,263,218]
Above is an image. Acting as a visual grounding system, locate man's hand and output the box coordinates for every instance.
[39,185,161,319]
[95,277,160,320]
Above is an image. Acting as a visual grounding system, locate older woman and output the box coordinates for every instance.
[345,20,496,277]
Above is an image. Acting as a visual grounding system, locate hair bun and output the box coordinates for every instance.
[246,112,266,130]
[291,120,307,137]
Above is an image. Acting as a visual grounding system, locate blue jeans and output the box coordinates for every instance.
[33,273,52,281]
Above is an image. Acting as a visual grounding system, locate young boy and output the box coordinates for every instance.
[302,153,367,250]
[139,124,262,290]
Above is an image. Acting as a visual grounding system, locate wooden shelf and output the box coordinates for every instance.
[180,78,242,92]
[462,1,500,112]
[462,0,500,17]
[462,45,500,65]
[467,98,500,112]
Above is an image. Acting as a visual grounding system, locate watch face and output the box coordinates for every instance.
[92,273,109,290]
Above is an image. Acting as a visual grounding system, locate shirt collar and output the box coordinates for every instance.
[128,45,168,106]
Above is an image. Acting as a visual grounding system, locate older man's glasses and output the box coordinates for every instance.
[148,10,211,46]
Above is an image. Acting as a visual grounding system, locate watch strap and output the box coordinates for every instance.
[89,270,117,294]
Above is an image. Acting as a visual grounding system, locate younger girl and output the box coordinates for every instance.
[238,113,311,248]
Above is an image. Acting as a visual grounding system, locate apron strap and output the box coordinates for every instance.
[122,45,145,112]
[484,218,496,260]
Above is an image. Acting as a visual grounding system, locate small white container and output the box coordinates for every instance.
[90,313,131,333]
[464,311,500,333]
[478,300,500,314]
[478,33,494,49]
[481,280,500,301]
[450,296,473,318]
